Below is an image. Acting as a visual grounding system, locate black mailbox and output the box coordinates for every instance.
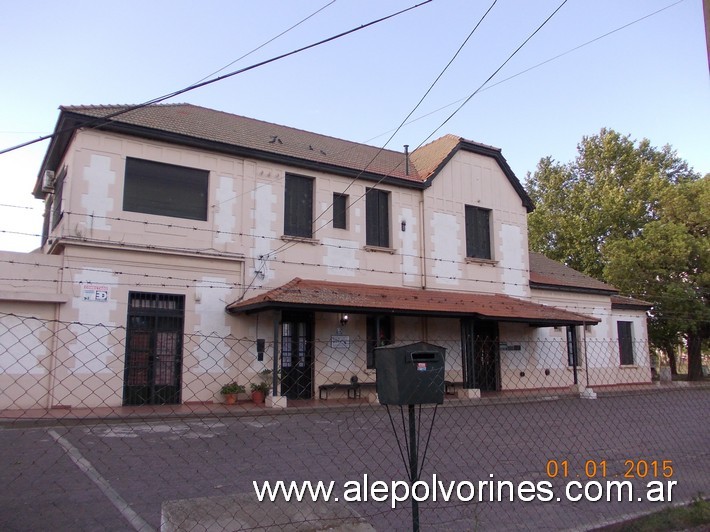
[375,342,446,405]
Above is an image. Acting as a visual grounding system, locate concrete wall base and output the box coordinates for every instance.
[266,395,287,409]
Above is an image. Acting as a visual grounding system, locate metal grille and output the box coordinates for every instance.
[0,310,708,531]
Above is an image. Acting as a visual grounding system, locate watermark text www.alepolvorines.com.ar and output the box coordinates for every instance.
[253,474,677,509]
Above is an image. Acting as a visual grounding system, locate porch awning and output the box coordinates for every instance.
[226,278,599,326]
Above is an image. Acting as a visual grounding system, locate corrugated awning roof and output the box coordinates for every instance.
[226,278,599,326]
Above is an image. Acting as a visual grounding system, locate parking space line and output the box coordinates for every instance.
[48,429,155,532]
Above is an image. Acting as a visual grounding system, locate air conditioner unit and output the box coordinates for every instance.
[42,170,56,192]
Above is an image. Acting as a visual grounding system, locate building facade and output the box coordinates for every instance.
[0,104,652,409]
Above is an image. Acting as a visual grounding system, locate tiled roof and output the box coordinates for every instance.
[61,104,425,182]
[226,278,599,325]
[55,104,529,207]
[528,252,616,294]
[409,134,463,179]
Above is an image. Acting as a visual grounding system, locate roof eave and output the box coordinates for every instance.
[52,110,428,190]
[34,111,83,198]
[226,298,599,326]
[530,281,618,296]
[611,300,653,311]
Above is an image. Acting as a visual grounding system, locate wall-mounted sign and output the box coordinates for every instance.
[82,284,110,302]
[330,335,350,349]
[499,342,522,351]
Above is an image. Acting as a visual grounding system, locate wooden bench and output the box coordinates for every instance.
[318,377,376,400]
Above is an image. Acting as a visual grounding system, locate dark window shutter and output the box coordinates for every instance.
[284,174,313,238]
[366,188,389,247]
[617,321,634,365]
[51,168,66,230]
[123,158,208,221]
[566,326,578,366]
[465,205,491,259]
[333,193,347,229]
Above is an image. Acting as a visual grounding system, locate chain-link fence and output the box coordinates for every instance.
[1,311,708,531]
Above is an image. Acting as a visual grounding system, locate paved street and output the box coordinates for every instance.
[1,388,708,531]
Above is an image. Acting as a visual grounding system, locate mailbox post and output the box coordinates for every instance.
[375,342,446,532]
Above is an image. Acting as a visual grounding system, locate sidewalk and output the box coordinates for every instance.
[1,380,707,428]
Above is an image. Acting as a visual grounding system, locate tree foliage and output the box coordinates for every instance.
[526,129,707,378]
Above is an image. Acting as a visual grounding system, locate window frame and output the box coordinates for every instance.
[332,192,348,230]
[365,188,390,248]
[465,205,492,260]
[123,157,209,221]
[617,321,634,366]
[51,167,67,230]
[284,173,314,238]
[123,291,185,406]
[566,326,579,367]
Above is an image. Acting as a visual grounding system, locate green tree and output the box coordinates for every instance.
[605,177,709,379]
[526,129,706,378]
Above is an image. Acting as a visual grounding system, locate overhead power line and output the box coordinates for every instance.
[264,0,500,261]
[190,0,337,87]
[418,0,570,148]
[267,0,569,263]
[365,0,686,144]
[0,0,433,157]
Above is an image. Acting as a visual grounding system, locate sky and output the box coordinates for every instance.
[1,0,708,253]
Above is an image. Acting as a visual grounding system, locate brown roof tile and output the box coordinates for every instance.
[529,252,616,294]
[61,103,423,182]
[46,103,535,210]
[227,278,599,325]
[409,134,462,179]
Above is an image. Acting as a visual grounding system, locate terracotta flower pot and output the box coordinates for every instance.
[223,393,238,405]
[251,390,265,404]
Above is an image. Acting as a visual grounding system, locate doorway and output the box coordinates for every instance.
[280,312,314,399]
[461,318,499,391]
[123,292,184,405]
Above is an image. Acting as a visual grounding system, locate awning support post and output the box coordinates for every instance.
[272,311,280,396]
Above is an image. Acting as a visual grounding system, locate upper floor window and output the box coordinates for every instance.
[617,321,634,365]
[51,167,67,230]
[123,158,208,221]
[284,174,314,238]
[366,188,390,248]
[465,205,491,260]
[332,193,348,229]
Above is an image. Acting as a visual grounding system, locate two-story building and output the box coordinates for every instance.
[0,103,651,410]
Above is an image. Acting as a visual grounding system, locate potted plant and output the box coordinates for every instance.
[250,381,271,404]
[220,382,245,405]
[258,368,273,383]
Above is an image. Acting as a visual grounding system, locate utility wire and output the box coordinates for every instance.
[266,0,567,263]
[418,0,570,147]
[191,0,337,86]
[0,0,433,157]
[262,0,499,262]
[364,0,686,144]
